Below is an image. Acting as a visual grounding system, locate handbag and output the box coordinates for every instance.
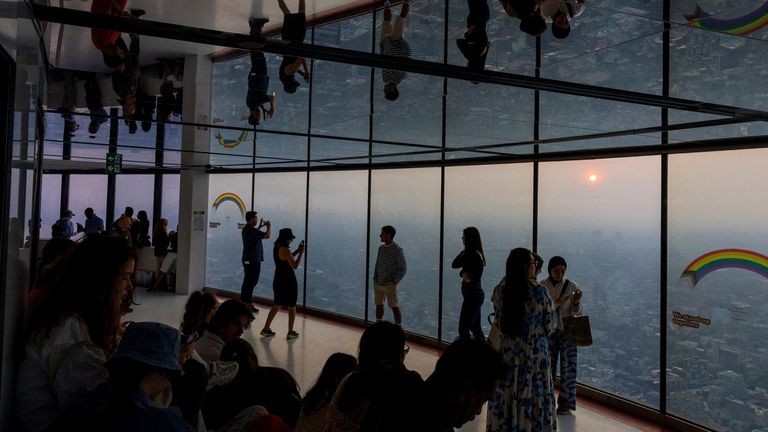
[562,315,593,347]
[487,312,502,352]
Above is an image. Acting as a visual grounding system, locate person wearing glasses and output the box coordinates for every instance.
[16,236,136,431]
[487,248,557,432]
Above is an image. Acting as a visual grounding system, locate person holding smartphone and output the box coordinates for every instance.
[539,255,582,415]
[261,228,304,339]
[241,211,271,313]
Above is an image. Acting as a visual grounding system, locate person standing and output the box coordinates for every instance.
[277,0,310,94]
[151,218,170,288]
[241,211,271,313]
[83,208,105,236]
[261,228,304,339]
[373,225,407,325]
[451,226,486,339]
[539,255,583,415]
[380,0,411,101]
[246,18,276,125]
[456,0,491,71]
[52,210,76,239]
[487,248,556,431]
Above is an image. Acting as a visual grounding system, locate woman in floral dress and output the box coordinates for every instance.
[487,247,557,432]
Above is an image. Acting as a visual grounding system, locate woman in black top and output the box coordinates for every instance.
[277,0,310,94]
[131,210,151,247]
[261,228,305,339]
[451,226,486,339]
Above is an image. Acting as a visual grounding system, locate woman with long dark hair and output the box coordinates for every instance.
[261,228,304,339]
[16,236,136,431]
[131,210,151,247]
[295,353,357,432]
[486,248,556,432]
[451,226,486,339]
[179,291,219,337]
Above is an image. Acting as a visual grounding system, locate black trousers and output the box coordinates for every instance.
[458,282,485,339]
[241,261,262,303]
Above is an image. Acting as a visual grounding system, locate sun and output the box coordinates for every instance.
[588,174,598,183]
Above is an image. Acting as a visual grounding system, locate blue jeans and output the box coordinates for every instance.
[458,282,484,339]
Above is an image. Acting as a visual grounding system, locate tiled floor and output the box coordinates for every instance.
[128,291,663,432]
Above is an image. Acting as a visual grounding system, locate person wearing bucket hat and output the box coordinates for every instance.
[539,255,583,415]
[261,228,304,339]
[102,322,193,431]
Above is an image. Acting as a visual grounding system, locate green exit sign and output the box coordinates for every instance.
[106,152,123,174]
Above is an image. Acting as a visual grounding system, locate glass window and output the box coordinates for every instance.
[206,173,253,293]
[446,80,535,154]
[311,16,373,139]
[310,137,369,166]
[306,171,368,319]
[447,0,536,75]
[670,12,768,113]
[68,175,108,232]
[370,168,441,337]
[117,119,156,166]
[252,172,308,304]
[443,164,533,341]
[115,174,155,225]
[538,156,660,408]
[40,174,62,239]
[668,149,768,431]
[372,72,442,146]
[163,121,182,167]
[209,125,254,169]
[539,93,661,152]
[540,9,663,93]
[255,133,307,168]
[43,112,64,159]
[162,174,180,231]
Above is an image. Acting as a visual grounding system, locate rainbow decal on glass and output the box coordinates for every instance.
[212,192,246,219]
[215,131,249,148]
[681,249,768,287]
[685,2,768,36]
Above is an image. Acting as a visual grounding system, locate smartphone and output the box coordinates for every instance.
[183,332,198,347]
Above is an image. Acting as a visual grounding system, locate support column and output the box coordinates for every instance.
[176,55,211,295]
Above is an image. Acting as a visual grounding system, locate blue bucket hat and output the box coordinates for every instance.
[110,322,181,372]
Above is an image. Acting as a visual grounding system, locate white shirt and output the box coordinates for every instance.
[15,314,109,432]
[539,278,583,330]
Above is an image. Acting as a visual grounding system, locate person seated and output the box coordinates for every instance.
[203,338,302,429]
[294,353,357,432]
[195,299,254,363]
[15,236,135,431]
[324,321,425,432]
[99,322,192,431]
[418,338,506,431]
[180,291,219,338]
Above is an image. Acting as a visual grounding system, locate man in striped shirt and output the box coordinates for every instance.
[380,0,411,101]
[374,225,408,325]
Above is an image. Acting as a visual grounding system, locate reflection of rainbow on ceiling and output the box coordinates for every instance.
[215,131,249,148]
[681,249,768,287]
[685,2,768,35]
[212,192,246,220]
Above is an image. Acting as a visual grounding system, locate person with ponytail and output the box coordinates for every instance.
[486,248,556,432]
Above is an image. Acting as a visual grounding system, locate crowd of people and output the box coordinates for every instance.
[13,227,509,431]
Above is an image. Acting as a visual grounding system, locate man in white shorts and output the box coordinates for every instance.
[380,0,411,101]
[373,225,407,325]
